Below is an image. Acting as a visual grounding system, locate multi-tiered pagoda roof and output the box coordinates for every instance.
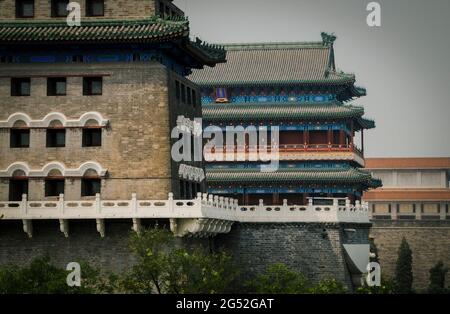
[191,33,381,204]
[189,38,365,100]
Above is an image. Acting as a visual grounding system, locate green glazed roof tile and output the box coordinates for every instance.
[202,102,375,129]
[0,17,226,64]
[207,167,382,188]
[0,17,189,43]
[189,42,355,86]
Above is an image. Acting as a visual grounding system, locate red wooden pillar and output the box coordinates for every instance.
[307,130,310,145]
[244,190,249,205]
[327,127,332,149]
[272,193,279,205]
[339,130,345,147]
[303,130,306,146]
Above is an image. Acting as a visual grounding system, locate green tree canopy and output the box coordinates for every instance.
[394,238,413,294]
[428,261,448,294]
[121,227,238,294]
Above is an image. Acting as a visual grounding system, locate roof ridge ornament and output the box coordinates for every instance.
[321,32,337,47]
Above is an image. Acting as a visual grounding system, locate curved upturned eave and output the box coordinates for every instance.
[206,167,381,190]
[202,102,375,130]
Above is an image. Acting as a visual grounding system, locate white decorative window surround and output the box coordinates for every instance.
[178,164,205,182]
[0,161,108,178]
[0,112,109,128]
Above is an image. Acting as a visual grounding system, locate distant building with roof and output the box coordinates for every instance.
[364,157,450,290]
[364,158,450,220]
[190,34,380,206]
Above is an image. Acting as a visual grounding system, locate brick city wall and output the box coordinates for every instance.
[0,0,158,20]
[214,223,370,289]
[370,220,450,291]
[0,62,176,200]
[0,220,372,290]
[0,219,209,273]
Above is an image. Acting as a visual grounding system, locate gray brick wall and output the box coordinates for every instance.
[214,222,356,288]
[370,220,450,291]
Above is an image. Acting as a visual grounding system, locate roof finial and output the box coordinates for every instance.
[321,32,337,47]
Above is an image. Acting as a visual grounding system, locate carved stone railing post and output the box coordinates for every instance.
[95,193,101,214]
[96,219,105,238]
[168,192,174,212]
[258,199,264,209]
[208,194,214,206]
[59,219,69,237]
[22,219,32,238]
[333,198,339,208]
[131,193,137,213]
[132,218,142,234]
[213,195,219,207]
[21,193,28,215]
[59,193,65,214]
[224,197,230,209]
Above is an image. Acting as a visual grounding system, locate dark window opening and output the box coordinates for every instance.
[16,0,34,18]
[86,0,104,16]
[11,77,30,96]
[10,129,30,148]
[45,179,65,197]
[46,128,66,147]
[158,1,165,16]
[192,90,197,107]
[52,0,69,17]
[82,128,102,147]
[72,55,84,63]
[179,180,186,198]
[47,77,67,96]
[187,87,192,105]
[83,77,102,95]
[132,53,140,61]
[186,181,192,199]
[181,84,186,103]
[0,56,14,63]
[9,179,28,201]
[81,178,101,197]
[175,81,180,101]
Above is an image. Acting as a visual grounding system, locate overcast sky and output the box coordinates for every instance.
[174,0,450,158]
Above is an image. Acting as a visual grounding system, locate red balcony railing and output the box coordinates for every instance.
[209,144,364,158]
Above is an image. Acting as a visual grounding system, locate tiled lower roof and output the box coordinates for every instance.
[202,102,375,129]
[0,17,188,43]
[203,102,363,121]
[207,167,382,188]
[0,17,226,65]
